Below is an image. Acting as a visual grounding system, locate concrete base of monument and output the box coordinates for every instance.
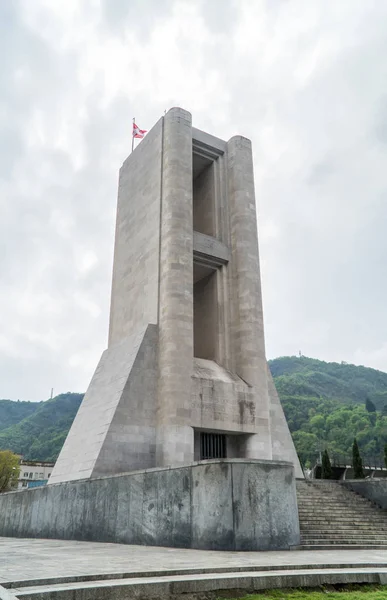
[0,459,300,551]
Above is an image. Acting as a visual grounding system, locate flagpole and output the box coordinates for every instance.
[131,117,135,153]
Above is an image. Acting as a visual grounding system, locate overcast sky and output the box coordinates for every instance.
[1,0,387,401]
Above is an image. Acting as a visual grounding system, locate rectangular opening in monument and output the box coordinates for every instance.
[192,155,216,237]
[200,432,226,460]
[193,270,218,360]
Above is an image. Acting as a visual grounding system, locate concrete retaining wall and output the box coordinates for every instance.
[342,478,387,510]
[0,460,300,551]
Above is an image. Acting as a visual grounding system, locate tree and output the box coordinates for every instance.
[321,449,332,479]
[309,414,326,435]
[352,438,364,479]
[0,451,20,492]
[384,444,387,470]
[365,397,376,413]
[291,431,319,466]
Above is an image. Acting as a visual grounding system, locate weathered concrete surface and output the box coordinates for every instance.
[0,461,299,551]
[342,478,387,509]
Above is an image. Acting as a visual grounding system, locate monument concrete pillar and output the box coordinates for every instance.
[156,107,194,467]
[227,135,272,460]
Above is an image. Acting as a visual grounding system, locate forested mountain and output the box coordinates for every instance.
[271,356,387,409]
[0,393,83,461]
[270,356,387,467]
[0,400,38,432]
[0,356,387,467]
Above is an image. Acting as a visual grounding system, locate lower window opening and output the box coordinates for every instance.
[200,432,227,460]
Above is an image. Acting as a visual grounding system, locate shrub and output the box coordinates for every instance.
[321,449,333,479]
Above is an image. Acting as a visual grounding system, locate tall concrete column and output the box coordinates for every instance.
[156,107,194,467]
[227,135,272,460]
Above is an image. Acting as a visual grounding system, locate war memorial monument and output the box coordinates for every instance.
[0,108,302,551]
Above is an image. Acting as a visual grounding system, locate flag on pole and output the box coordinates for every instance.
[133,122,147,139]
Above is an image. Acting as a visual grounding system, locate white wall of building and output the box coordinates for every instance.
[18,461,55,489]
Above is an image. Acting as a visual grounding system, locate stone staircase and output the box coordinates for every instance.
[296,479,387,549]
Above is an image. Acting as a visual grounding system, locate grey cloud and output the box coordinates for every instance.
[198,0,240,34]
[2,0,387,400]
[100,0,173,37]
[306,158,336,186]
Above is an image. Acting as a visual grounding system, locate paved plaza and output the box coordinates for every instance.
[1,537,387,585]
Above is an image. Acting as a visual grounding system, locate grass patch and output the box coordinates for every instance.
[221,585,386,600]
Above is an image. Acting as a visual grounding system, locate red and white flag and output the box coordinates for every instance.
[133,122,147,139]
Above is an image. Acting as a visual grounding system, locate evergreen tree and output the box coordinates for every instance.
[365,397,376,412]
[352,438,365,479]
[321,449,332,479]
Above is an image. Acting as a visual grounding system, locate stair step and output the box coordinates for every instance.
[301,535,387,545]
[299,524,386,528]
[297,499,373,504]
[297,496,374,501]
[298,512,385,518]
[299,524,387,530]
[299,515,387,520]
[301,540,387,546]
[300,528,387,534]
[299,510,385,515]
[301,530,387,536]
[297,496,373,501]
[298,507,379,512]
[296,480,387,547]
[297,503,374,507]
[298,544,387,550]
[297,495,375,500]
[301,535,387,540]
[298,506,375,509]
[298,508,379,514]
[299,516,387,521]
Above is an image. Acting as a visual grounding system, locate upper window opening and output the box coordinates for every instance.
[193,153,216,237]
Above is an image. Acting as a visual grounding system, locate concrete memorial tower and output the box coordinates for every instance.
[0,107,301,551]
[50,107,302,485]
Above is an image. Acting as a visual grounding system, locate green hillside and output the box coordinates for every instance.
[269,356,387,467]
[0,399,39,432]
[0,356,387,468]
[270,355,387,408]
[0,393,83,461]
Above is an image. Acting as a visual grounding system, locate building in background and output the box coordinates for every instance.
[18,460,54,489]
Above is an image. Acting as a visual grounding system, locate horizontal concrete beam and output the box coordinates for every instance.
[192,127,226,159]
[193,231,230,269]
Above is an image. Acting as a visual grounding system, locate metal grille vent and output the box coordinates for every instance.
[200,433,226,460]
